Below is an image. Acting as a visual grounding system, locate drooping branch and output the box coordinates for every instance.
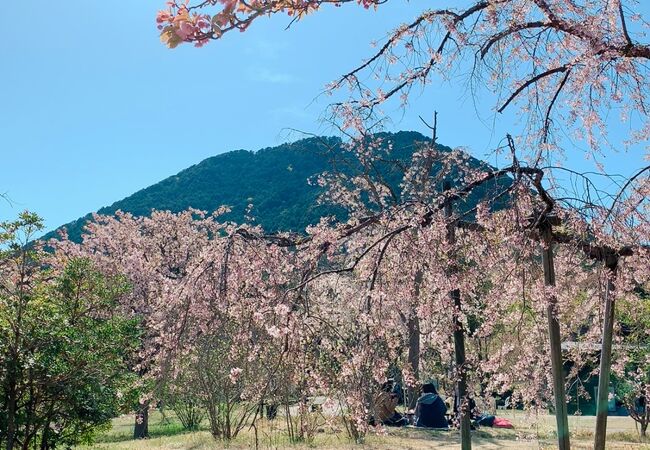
[479,21,549,59]
[498,66,569,114]
[604,164,650,223]
[542,69,572,145]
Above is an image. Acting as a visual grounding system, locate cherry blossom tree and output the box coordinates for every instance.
[290,127,648,450]
[40,6,639,446]
[52,140,648,448]
[52,209,223,438]
[53,208,308,442]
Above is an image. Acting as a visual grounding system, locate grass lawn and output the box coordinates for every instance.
[81,409,650,449]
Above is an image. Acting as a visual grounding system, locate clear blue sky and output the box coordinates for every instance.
[1,1,647,233]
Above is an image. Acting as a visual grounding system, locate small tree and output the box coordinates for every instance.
[160,369,205,432]
[188,326,279,442]
[613,285,650,437]
[0,213,139,450]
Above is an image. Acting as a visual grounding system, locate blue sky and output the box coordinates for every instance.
[1,1,647,233]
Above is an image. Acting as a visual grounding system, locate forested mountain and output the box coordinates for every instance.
[43,131,511,242]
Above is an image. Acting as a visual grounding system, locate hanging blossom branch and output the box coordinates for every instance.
[156,0,385,48]
[232,132,648,294]
[157,0,650,161]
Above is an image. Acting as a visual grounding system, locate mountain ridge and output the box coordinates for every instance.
[42,131,510,242]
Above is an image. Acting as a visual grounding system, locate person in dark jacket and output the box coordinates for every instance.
[464,396,495,427]
[415,383,448,428]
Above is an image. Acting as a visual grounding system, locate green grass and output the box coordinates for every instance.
[80,409,650,449]
[92,411,200,444]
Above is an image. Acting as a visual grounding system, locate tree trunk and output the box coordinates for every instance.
[541,223,570,450]
[594,259,617,450]
[39,422,50,450]
[134,401,149,439]
[5,395,16,450]
[444,181,471,450]
[5,356,18,450]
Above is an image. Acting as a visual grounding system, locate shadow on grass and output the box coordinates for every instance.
[94,422,205,444]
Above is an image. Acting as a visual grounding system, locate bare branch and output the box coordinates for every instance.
[498,66,569,113]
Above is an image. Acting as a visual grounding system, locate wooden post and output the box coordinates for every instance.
[407,313,421,409]
[444,181,471,450]
[594,257,617,450]
[540,221,570,450]
[407,270,423,409]
[452,287,471,449]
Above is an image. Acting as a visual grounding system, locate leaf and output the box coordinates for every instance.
[160,26,181,49]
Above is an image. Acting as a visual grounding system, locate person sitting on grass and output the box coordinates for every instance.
[415,383,448,428]
[373,381,409,427]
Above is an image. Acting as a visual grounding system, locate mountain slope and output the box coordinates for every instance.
[44,131,510,242]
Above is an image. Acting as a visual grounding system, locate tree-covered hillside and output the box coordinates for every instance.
[43,131,510,242]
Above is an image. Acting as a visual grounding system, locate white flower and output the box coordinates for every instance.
[229,367,243,384]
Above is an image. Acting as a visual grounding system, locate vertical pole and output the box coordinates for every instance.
[407,269,423,410]
[594,257,617,450]
[540,222,570,450]
[444,181,471,450]
[407,313,421,409]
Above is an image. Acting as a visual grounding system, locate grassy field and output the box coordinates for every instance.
[81,409,650,449]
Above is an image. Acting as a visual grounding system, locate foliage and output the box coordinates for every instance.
[41,3,650,447]
[0,213,140,449]
[160,370,205,432]
[46,117,648,450]
[613,285,650,436]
